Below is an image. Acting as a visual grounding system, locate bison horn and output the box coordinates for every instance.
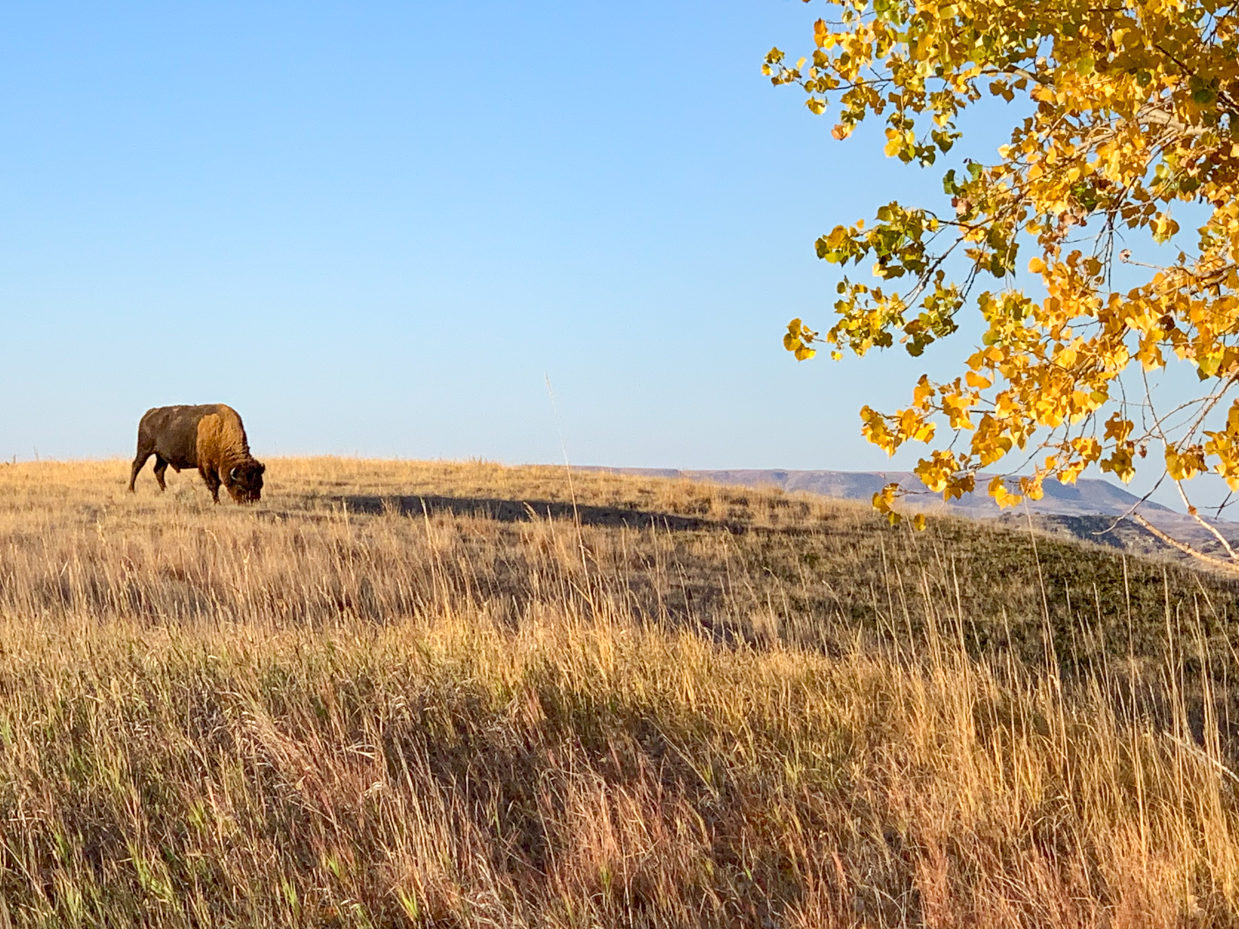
[229,466,239,481]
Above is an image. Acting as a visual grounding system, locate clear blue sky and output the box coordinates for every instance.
[0,0,956,470]
[0,0,1193,508]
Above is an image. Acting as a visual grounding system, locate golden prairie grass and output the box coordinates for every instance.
[0,457,1237,926]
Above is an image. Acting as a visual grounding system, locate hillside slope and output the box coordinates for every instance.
[1,458,1238,926]
[585,467,1167,517]
[588,466,1239,558]
[12,457,1234,661]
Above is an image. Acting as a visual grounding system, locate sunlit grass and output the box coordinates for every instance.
[0,457,1236,926]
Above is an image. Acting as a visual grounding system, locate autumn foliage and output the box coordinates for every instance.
[772,0,1239,547]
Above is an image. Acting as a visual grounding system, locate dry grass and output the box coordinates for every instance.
[0,457,1238,926]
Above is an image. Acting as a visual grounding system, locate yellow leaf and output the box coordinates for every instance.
[1165,448,1184,480]
[883,129,903,157]
[988,475,1022,509]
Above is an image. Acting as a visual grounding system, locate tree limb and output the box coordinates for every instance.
[1174,479,1239,562]
[1128,512,1239,574]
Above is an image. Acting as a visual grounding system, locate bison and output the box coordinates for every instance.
[128,404,265,504]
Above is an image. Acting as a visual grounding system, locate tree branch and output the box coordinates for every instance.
[1129,512,1239,574]
[1173,479,1239,562]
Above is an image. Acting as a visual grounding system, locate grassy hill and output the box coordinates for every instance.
[586,466,1239,562]
[1,458,1239,926]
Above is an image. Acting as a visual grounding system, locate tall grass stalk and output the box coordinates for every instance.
[0,458,1234,926]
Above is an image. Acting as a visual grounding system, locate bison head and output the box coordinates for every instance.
[226,460,265,504]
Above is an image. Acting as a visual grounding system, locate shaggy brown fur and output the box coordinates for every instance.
[127,404,265,504]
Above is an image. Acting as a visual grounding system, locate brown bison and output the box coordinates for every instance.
[128,404,265,504]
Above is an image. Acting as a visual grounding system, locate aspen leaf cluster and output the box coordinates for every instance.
[769,0,1239,550]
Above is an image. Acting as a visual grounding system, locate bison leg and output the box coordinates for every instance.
[200,466,222,504]
[128,450,152,492]
[153,455,169,491]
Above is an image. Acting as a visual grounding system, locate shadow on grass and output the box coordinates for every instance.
[326,494,745,533]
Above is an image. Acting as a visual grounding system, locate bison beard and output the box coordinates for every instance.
[127,404,265,504]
